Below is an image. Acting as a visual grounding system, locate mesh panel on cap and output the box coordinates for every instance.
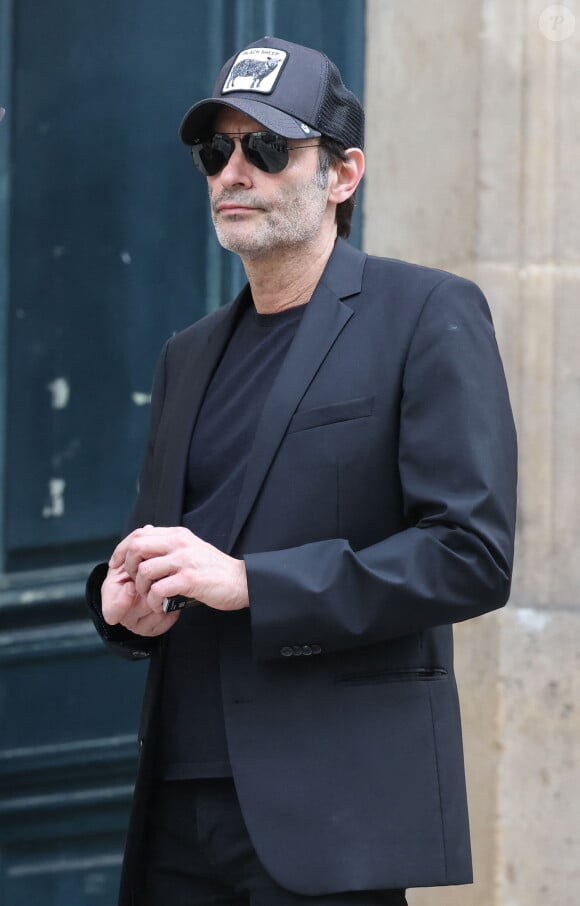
[317,61,365,149]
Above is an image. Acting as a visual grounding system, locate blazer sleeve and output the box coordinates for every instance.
[84,340,170,659]
[245,276,517,661]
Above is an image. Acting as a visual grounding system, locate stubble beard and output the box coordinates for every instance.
[210,167,329,260]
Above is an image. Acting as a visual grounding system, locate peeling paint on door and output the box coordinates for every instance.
[131,392,151,406]
[42,478,66,518]
[46,378,70,410]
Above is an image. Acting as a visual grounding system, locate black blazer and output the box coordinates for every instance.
[87,239,517,900]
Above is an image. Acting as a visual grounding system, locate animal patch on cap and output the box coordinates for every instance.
[222,47,287,95]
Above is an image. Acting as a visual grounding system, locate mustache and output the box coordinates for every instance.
[210,190,266,214]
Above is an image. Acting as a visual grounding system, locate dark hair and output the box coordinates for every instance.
[317,137,356,239]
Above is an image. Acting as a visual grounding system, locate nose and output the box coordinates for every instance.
[216,137,253,189]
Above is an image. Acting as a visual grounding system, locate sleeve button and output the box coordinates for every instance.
[311,644,322,655]
[280,646,293,657]
[302,645,313,656]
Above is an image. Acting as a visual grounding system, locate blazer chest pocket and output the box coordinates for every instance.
[288,395,374,434]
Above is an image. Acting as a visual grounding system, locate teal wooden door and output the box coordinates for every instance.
[0,1,365,902]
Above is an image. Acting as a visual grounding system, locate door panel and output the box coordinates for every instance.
[0,2,365,902]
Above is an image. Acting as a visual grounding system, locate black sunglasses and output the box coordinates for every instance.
[190,131,320,177]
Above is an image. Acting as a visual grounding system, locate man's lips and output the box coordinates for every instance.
[215,202,261,215]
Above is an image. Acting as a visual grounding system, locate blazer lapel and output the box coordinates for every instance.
[227,240,366,551]
[154,290,249,525]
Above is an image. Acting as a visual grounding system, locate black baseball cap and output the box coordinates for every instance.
[179,36,364,150]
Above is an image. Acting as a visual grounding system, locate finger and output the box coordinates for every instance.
[133,554,179,598]
[102,570,138,625]
[113,538,155,578]
[125,596,158,621]
[122,609,180,637]
[109,524,158,569]
[143,573,202,611]
[120,536,175,578]
[122,549,147,582]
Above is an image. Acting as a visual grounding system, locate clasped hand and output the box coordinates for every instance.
[101,525,249,637]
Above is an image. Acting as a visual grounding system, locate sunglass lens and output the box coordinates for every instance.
[245,132,289,173]
[190,132,289,176]
[191,134,234,176]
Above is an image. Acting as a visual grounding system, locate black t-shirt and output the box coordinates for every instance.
[159,300,306,778]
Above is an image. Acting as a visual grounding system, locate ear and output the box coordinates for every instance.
[327,149,365,205]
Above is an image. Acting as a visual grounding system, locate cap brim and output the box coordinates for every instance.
[179,97,321,144]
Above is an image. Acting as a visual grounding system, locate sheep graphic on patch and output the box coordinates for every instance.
[222,48,287,94]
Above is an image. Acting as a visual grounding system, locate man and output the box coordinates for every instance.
[86,36,517,906]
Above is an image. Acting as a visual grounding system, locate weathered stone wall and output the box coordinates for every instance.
[364,2,580,903]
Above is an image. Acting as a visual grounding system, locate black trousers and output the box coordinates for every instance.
[141,779,408,906]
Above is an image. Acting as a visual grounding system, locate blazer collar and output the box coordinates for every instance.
[316,237,366,302]
[227,239,366,551]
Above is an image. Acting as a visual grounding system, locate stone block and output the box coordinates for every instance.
[363,0,481,267]
[496,606,580,906]
[477,0,526,263]
[510,270,580,610]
